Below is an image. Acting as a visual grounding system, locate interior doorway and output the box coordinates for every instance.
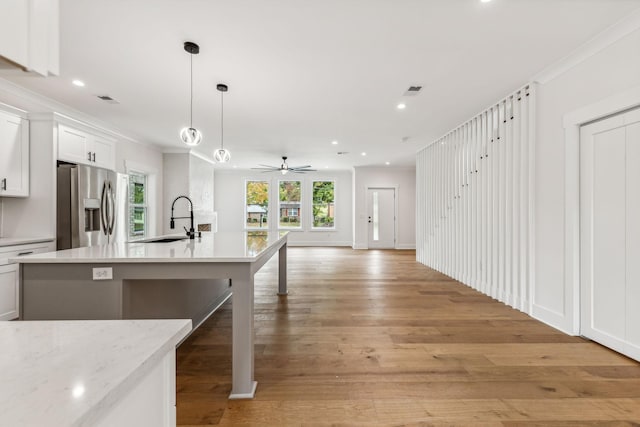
[580,107,640,362]
[367,187,396,249]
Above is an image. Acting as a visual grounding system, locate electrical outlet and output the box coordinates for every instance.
[92,267,113,280]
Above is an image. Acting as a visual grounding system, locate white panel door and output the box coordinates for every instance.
[580,107,640,362]
[367,188,395,249]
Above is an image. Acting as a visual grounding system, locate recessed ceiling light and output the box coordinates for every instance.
[385,162,390,165]
[331,140,338,145]
[480,0,492,3]
[325,166,329,169]
[361,152,367,156]
[233,165,238,168]
[397,103,406,110]
[72,79,85,87]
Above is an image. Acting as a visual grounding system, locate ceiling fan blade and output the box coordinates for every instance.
[257,164,279,169]
[290,168,317,172]
[289,165,312,169]
[250,167,279,170]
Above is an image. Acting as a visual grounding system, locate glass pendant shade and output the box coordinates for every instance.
[213,148,231,163]
[180,127,202,146]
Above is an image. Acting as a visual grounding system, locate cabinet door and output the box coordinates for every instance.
[0,264,19,321]
[92,134,115,170]
[0,110,29,197]
[58,124,91,165]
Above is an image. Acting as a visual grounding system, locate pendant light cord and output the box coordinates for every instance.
[220,90,224,150]
[189,53,193,128]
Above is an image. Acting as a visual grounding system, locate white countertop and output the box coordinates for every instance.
[12,231,287,264]
[0,236,55,248]
[0,319,191,427]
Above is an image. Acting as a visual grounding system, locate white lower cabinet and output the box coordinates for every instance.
[0,240,55,320]
[0,265,18,321]
[94,351,177,427]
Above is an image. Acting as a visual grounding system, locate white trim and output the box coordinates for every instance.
[244,178,270,231]
[0,101,27,118]
[562,85,640,335]
[277,179,303,231]
[352,243,368,250]
[310,179,336,230]
[396,244,416,250]
[533,9,640,84]
[288,241,352,247]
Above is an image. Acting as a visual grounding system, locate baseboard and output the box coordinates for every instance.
[531,303,575,336]
[396,243,416,250]
[352,243,368,250]
[288,241,353,247]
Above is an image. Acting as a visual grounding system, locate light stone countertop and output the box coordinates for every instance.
[11,231,287,264]
[0,319,192,427]
[0,236,55,248]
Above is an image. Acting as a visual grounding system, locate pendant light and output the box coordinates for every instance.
[213,83,231,163]
[180,41,202,146]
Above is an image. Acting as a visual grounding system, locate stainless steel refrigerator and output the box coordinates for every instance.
[56,162,127,250]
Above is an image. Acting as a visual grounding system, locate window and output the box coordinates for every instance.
[312,181,335,228]
[279,180,301,229]
[129,172,147,238]
[246,181,269,228]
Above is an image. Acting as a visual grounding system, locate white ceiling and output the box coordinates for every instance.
[3,0,640,170]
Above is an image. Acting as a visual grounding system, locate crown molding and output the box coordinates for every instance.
[532,7,640,84]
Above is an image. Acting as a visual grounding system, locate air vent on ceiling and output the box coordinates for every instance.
[337,151,349,155]
[96,95,120,104]
[400,136,411,143]
[403,85,422,97]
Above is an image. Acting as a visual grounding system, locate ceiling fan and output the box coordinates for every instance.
[251,156,317,175]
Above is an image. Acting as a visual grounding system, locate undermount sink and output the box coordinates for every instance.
[141,237,188,243]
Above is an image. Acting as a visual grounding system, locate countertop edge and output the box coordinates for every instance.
[74,319,192,427]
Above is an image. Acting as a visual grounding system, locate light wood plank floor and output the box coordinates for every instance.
[176,248,640,426]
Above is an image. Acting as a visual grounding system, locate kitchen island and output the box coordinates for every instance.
[0,319,192,427]
[14,231,288,399]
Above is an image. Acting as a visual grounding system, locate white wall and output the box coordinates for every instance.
[352,167,416,249]
[533,26,640,333]
[214,169,353,246]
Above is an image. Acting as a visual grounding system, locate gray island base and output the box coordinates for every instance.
[15,231,288,399]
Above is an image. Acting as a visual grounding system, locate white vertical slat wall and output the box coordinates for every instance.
[416,84,535,313]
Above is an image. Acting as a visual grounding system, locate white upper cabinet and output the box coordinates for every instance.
[0,0,59,76]
[58,124,115,171]
[0,109,29,197]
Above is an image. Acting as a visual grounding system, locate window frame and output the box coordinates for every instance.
[244,179,270,230]
[310,180,336,230]
[278,179,303,230]
[128,171,148,239]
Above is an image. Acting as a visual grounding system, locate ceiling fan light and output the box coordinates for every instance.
[180,127,202,146]
[281,168,288,175]
[214,148,231,163]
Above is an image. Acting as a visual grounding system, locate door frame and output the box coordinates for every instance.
[561,85,640,335]
[366,186,398,249]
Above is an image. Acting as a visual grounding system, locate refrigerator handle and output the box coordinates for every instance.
[108,181,116,236]
[100,181,108,235]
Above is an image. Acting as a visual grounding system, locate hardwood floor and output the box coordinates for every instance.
[176,248,640,426]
